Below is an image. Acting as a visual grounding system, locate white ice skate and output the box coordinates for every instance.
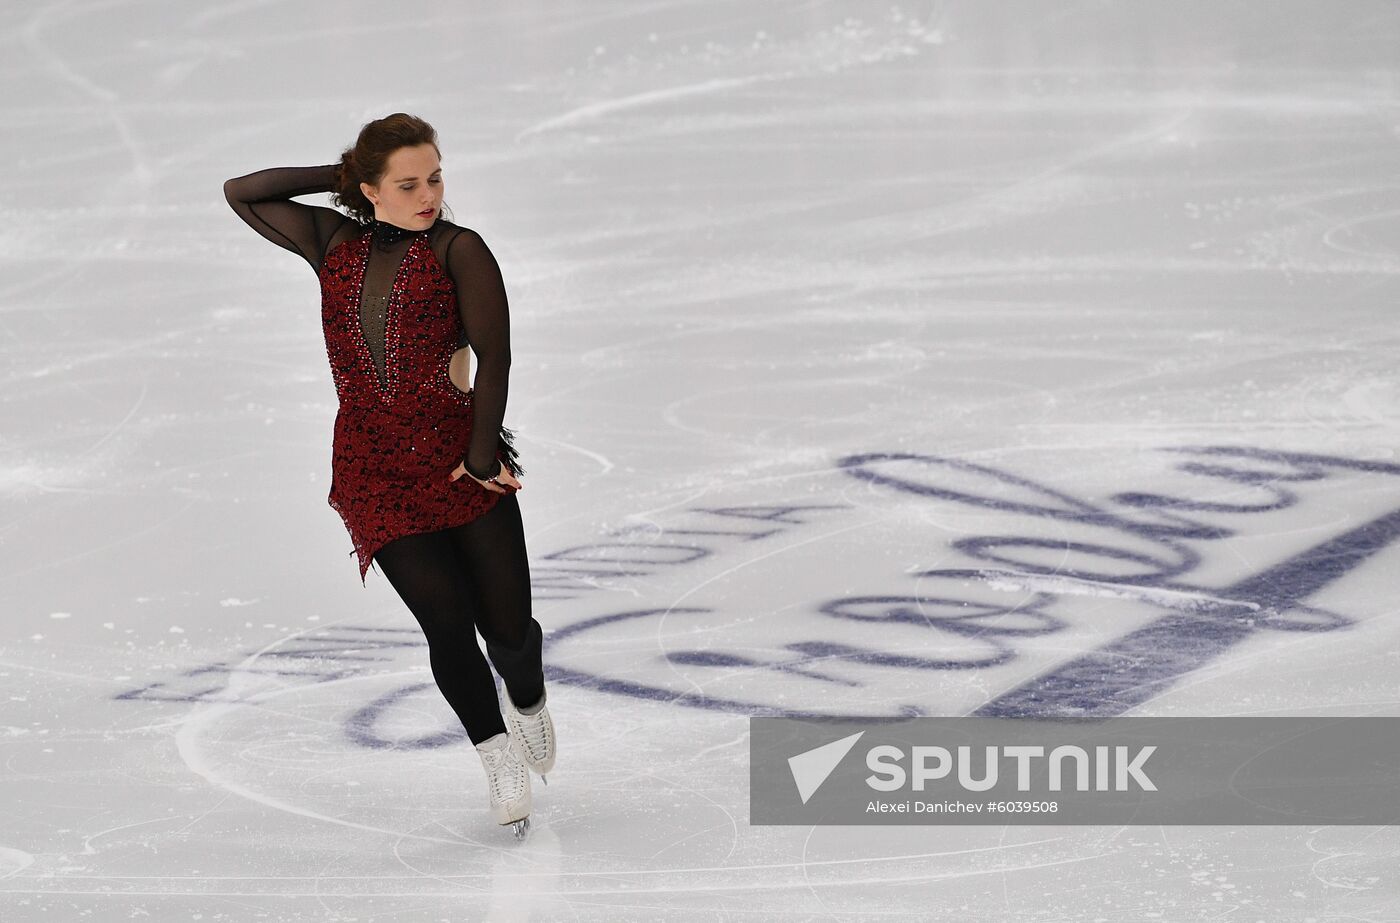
[504,686,556,784]
[475,732,532,839]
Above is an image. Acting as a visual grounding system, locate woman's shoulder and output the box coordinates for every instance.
[431,217,487,247]
[325,220,371,255]
[430,220,498,270]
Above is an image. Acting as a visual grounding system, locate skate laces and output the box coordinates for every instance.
[510,703,553,761]
[480,739,527,804]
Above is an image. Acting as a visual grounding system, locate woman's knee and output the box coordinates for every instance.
[478,616,538,652]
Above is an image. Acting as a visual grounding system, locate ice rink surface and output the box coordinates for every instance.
[3,0,1400,919]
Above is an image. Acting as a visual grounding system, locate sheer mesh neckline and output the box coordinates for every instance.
[370,217,435,249]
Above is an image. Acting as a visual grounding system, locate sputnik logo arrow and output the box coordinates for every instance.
[788,731,865,804]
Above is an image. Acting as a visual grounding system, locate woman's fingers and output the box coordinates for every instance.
[448,460,522,493]
[488,469,521,493]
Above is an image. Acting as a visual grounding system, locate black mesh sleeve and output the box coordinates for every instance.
[222,164,354,273]
[446,228,512,480]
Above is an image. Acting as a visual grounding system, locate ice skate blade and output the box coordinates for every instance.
[509,816,531,840]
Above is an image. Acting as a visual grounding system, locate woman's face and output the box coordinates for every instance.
[361,143,443,228]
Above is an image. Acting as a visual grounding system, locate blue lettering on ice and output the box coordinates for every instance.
[519,446,1399,726]
[836,446,1400,717]
[344,682,467,751]
[113,447,1400,745]
[111,627,423,704]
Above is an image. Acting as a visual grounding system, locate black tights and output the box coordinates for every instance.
[373,491,544,746]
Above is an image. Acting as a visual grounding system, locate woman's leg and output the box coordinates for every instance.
[373,527,508,745]
[445,491,545,711]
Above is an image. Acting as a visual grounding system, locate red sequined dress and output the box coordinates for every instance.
[223,165,522,585]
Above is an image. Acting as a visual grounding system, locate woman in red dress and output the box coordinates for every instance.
[223,113,552,838]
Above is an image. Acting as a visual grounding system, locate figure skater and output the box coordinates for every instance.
[223,112,553,838]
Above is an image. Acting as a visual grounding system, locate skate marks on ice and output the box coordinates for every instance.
[168,628,491,849]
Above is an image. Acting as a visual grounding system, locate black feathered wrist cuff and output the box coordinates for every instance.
[464,425,524,482]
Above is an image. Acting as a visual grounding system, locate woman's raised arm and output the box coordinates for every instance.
[223,164,357,273]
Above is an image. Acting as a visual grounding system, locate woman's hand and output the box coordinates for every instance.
[449,460,522,493]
